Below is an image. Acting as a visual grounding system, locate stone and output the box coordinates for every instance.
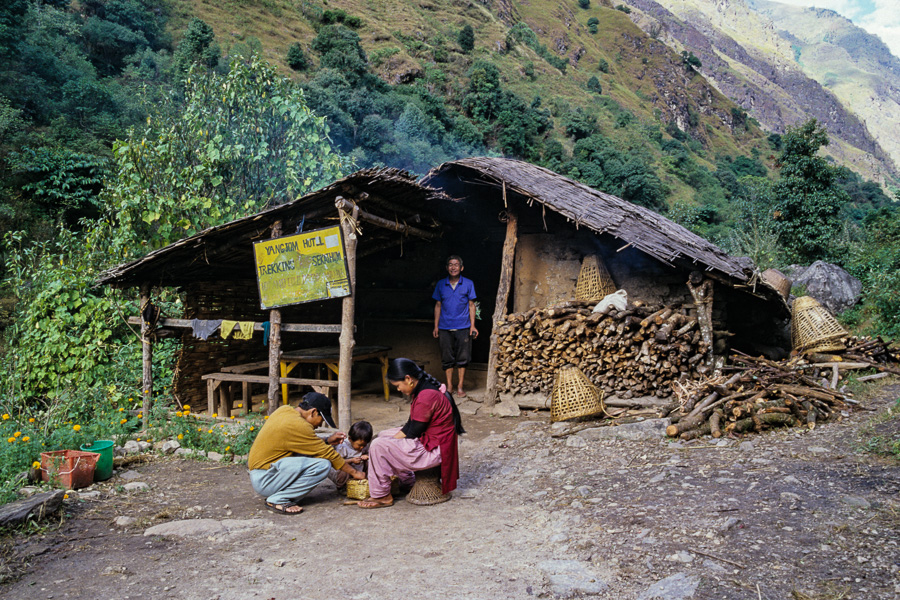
[160,440,181,455]
[638,573,701,599]
[207,451,225,462]
[666,551,694,563]
[576,419,668,441]
[787,261,862,314]
[739,441,754,452]
[808,446,829,455]
[492,398,521,418]
[137,441,152,452]
[115,516,137,527]
[78,490,101,500]
[841,496,871,509]
[118,470,141,480]
[122,441,141,455]
[0,490,65,528]
[123,482,149,492]
[565,436,587,448]
[175,448,204,457]
[144,518,271,538]
[537,559,609,598]
[456,400,481,416]
[17,486,40,498]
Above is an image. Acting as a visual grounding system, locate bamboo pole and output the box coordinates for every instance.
[336,197,360,431]
[687,271,714,368]
[139,283,153,430]
[267,220,283,415]
[485,208,518,406]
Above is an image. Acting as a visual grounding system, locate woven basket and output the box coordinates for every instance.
[791,296,848,354]
[346,479,370,500]
[406,466,451,506]
[550,365,605,423]
[760,268,792,299]
[575,255,615,302]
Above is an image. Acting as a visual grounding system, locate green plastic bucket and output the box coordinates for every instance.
[80,440,114,481]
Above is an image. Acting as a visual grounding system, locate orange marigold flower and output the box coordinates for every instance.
[28,417,35,423]
[22,436,30,442]
[14,431,21,438]
[73,425,81,432]
[32,461,40,469]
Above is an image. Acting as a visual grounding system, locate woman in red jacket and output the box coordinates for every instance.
[358,358,464,508]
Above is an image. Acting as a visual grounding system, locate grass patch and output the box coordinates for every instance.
[856,395,900,460]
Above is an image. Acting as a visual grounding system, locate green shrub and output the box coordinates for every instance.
[587,17,599,34]
[598,58,609,73]
[458,24,474,53]
[286,42,310,71]
[615,4,631,14]
[586,75,602,94]
[578,0,590,9]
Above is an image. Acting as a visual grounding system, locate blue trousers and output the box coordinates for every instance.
[249,456,331,505]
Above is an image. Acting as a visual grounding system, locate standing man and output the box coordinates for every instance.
[432,255,478,397]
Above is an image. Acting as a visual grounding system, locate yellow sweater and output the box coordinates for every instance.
[247,405,346,471]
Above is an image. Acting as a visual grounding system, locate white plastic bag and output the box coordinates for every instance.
[592,289,628,313]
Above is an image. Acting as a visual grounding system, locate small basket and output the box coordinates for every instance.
[791,296,848,354]
[761,268,792,299]
[346,479,370,500]
[575,255,615,302]
[550,365,605,423]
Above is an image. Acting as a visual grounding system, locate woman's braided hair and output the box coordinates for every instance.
[387,358,465,434]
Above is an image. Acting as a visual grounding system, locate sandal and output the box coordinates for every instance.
[456,389,467,398]
[358,496,394,509]
[265,501,304,515]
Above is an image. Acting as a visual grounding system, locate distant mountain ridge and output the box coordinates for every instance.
[626,0,899,184]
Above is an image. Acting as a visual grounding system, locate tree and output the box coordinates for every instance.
[586,75,602,94]
[681,50,701,73]
[102,54,348,252]
[587,17,599,34]
[458,24,474,53]
[578,0,590,9]
[286,42,309,71]
[770,119,849,263]
[172,17,220,74]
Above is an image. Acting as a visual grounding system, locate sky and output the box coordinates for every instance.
[773,0,900,58]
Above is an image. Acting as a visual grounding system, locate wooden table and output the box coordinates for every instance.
[280,345,391,402]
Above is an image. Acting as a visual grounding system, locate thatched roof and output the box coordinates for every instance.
[422,157,784,306]
[98,168,445,289]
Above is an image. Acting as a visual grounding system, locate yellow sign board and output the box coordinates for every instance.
[253,226,350,309]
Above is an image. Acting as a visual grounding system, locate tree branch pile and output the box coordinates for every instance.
[495,301,708,398]
[666,353,851,440]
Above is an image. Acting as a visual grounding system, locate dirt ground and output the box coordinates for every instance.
[1,384,899,600]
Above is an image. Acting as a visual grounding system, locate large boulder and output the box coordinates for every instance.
[787,261,862,314]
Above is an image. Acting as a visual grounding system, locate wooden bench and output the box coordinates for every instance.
[202,372,338,417]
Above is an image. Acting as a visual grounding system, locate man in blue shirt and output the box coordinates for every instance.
[432,255,478,397]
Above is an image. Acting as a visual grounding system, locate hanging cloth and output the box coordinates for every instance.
[191,319,223,341]
[221,320,238,340]
[234,321,255,340]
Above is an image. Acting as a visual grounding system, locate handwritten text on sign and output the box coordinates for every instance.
[253,226,350,309]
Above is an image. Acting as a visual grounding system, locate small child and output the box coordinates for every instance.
[328,420,373,489]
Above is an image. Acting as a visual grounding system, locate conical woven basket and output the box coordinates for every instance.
[791,296,848,354]
[760,268,792,300]
[550,365,605,423]
[575,255,615,302]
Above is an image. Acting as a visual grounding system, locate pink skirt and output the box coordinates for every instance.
[367,427,441,497]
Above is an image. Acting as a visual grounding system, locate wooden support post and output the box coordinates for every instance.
[687,271,715,369]
[139,283,153,430]
[267,220,283,415]
[485,209,518,406]
[336,197,359,431]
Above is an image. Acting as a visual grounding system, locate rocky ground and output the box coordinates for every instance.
[1,384,898,600]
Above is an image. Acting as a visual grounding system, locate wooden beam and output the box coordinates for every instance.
[126,317,342,334]
[336,197,360,431]
[335,198,439,240]
[139,283,153,430]
[267,220,283,414]
[485,209,518,406]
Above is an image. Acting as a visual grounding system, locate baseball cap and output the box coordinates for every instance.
[300,392,336,428]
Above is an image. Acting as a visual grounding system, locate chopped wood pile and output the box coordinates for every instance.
[495,300,708,398]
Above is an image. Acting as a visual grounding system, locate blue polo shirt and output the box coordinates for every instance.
[432,276,477,330]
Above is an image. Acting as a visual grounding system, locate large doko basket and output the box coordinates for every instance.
[575,255,615,302]
[791,296,848,354]
[760,268,792,300]
[550,365,605,423]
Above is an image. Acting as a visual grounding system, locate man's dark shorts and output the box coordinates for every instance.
[438,329,471,370]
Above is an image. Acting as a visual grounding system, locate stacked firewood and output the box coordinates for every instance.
[495,300,708,398]
[666,353,850,440]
